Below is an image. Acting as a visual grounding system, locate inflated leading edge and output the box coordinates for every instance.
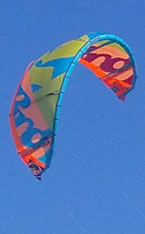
[9,32,137,179]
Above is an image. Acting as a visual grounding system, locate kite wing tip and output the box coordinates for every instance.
[121,97,126,101]
[35,175,42,181]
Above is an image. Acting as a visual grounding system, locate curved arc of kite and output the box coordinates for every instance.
[9,32,137,179]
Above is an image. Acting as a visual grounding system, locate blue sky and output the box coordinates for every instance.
[0,0,145,233]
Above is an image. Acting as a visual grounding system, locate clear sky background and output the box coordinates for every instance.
[0,1,145,234]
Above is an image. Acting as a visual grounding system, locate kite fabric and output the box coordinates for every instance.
[9,32,137,180]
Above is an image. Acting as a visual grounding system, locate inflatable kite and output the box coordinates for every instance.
[9,32,136,180]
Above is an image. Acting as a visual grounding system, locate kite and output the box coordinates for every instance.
[9,32,136,180]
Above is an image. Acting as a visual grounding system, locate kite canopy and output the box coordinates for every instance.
[9,32,136,179]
